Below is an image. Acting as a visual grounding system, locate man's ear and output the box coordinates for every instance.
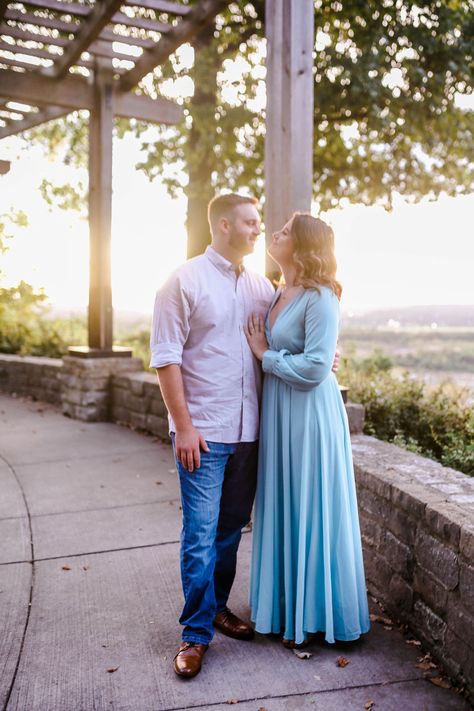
[219,216,230,234]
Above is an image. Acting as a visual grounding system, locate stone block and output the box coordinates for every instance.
[413,567,448,617]
[460,524,474,562]
[110,406,130,424]
[460,563,474,616]
[149,396,167,418]
[112,375,132,389]
[415,530,459,590]
[363,548,393,592]
[389,573,414,612]
[385,507,418,547]
[357,487,386,519]
[425,503,466,549]
[129,378,146,396]
[447,602,474,646]
[145,414,169,439]
[359,514,383,549]
[123,393,148,414]
[81,390,107,408]
[354,465,392,500]
[445,628,472,683]
[414,600,446,644]
[345,402,364,434]
[130,412,147,430]
[379,530,412,578]
[391,484,426,518]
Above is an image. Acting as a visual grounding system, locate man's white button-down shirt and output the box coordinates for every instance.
[150,246,275,443]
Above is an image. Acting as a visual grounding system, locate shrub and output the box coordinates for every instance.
[340,351,474,476]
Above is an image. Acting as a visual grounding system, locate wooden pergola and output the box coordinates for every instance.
[0,0,314,356]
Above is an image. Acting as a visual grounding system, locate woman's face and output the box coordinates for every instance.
[267,217,295,266]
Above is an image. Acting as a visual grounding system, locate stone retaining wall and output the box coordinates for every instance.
[352,435,474,698]
[0,353,62,404]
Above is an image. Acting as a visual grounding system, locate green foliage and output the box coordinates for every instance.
[341,350,474,476]
[39,178,87,216]
[0,281,87,357]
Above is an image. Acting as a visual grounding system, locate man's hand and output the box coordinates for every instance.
[332,347,341,373]
[175,425,210,473]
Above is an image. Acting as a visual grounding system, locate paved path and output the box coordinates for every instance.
[0,393,470,711]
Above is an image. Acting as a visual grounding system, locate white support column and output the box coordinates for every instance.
[264,0,314,278]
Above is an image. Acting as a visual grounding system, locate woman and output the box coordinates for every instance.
[244,213,370,648]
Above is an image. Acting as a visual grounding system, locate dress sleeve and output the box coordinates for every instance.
[261,288,339,391]
[149,272,192,368]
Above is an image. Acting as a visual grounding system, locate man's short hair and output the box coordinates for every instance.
[207,193,258,231]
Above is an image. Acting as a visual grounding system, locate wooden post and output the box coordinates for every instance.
[88,52,114,352]
[264,0,314,279]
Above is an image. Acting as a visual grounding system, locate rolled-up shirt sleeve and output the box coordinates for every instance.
[150,273,192,369]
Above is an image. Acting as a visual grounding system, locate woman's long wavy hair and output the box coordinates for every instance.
[289,213,342,300]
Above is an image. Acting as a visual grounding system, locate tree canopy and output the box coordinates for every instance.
[22,0,474,255]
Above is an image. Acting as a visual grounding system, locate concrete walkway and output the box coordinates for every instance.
[0,392,470,711]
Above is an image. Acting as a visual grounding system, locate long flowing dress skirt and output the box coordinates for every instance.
[249,290,370,645]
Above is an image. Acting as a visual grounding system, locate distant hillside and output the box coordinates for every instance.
[341,305,474,328]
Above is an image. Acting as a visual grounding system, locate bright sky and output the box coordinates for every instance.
[1,131,474,316]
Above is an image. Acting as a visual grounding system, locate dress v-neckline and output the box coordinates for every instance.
[268,287,305,332]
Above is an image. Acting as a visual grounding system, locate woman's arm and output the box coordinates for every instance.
[261,289,339,391]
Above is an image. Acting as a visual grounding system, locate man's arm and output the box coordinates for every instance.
[156,364,209,473]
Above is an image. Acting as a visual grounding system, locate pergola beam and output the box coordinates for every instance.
[0,1,8,25]
[4,9,80,34]
[13,0,89,17]
[124,0,191,14]
[264,0,314,278]
[0,69,183,124]
[46,0,123,78]
[119,0,229,91]
[0,105,69,139]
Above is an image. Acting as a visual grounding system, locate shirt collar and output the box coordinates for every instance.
[205,245,245,275]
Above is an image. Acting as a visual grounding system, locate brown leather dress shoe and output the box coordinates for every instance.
[213,607,254,641]
[173,642,208,678]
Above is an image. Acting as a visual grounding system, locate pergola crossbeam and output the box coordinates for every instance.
[124,0,191,15]
[14,0,90,17]
[119,0,229,91]
[0,104,69,139]
[46,0,123,78]
[4,9,80,34]
[0,68,183,125]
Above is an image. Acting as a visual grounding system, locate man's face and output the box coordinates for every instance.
[226,203,261,257]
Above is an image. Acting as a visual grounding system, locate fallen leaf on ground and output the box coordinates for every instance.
[369,613,393,626]
[383,625,393,631]
[106,667,119,673]
[83,566,89,571]
[416,661,436,670]
[226,700,239,705]
[416,654,437,671]
[292,649,312,659]
[429,676,451,689]
[336,656,349,667]
[61,565,71,571]
[155,481,162,485]
[406,639,421,646]
[364,702,375,710]
[257,708,268,711]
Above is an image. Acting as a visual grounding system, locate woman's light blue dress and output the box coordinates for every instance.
[249,286,370,644]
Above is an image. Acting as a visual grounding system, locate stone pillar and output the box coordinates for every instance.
[61,355,142,422]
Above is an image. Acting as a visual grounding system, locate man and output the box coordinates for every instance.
[150,193,274,679]
[150,194,339,678]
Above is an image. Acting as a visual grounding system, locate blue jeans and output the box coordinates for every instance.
[171,436,258,645]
